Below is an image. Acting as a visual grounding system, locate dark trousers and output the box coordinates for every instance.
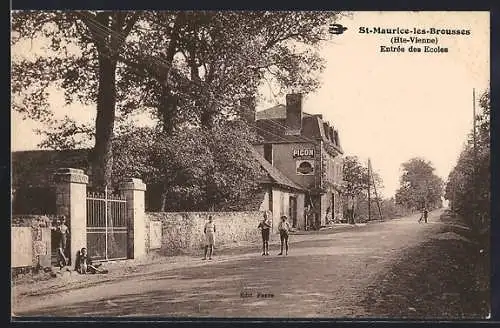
[261,229,270,241]
[418,215,428,223]
[280,231,289,253]
[261,229,270,253]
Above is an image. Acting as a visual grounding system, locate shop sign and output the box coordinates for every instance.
[296,160,315,175]
[293,148,315,159]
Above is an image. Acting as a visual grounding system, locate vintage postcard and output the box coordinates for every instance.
[11,11,490,320]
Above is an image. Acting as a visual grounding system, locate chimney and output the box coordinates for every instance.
[285,93,302,134]
[329,127,335,144]
[240,96,256,123]
[334,130,340,146]
[323,123,330,140]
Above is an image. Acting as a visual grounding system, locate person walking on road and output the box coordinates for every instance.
[203,216,216,260]
[278,215,291,256]
[258,212,271,256]
[418,207,429,224]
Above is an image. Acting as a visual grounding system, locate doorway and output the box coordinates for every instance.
[289,196,297,228]
[331,192,335,223]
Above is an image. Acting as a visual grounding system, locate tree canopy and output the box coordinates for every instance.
[112,121,265,211]
[395,158,444,210]
[12,10,344,189]
[12,11,142,188]
[444,89,490,233]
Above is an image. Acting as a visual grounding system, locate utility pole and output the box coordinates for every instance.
[367,159,371,221]
[472,88,477,228]
[369,159,383,220]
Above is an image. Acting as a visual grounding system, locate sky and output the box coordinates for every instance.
[258,11,490,197]
[11,11,490,198]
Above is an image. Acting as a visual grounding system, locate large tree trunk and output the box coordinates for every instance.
[200,105,216,129]
[91,54,118,189]
[83,11,139,190]
[350,197,356,224]
[155,13,185,208]
[159,87,179,134]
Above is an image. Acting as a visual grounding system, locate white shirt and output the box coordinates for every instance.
[204,221,216,234]
[278,221,291,232]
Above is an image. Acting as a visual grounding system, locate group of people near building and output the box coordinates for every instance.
[201,213,292,260]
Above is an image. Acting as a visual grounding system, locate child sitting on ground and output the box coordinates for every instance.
[75,247,108,274]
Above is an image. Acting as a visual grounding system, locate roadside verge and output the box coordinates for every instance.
[359,210,490,319]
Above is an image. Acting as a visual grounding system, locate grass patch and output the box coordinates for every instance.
[360,212,490,319]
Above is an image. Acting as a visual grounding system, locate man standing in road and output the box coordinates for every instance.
[418,207,429,224]
[258,212,271,256]
[203,216,216,260]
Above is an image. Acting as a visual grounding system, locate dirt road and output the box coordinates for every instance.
[13,210,445,318]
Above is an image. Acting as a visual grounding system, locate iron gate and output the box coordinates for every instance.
[86,187,128,261]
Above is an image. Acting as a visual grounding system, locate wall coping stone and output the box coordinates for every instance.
[119,178,147,191]
[54,168,89,185]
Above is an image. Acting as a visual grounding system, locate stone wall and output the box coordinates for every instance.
[145,211,266,255]
[12,215,65,268]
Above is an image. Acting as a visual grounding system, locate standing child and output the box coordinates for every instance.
[52,218,70,268]
[278,215,291,256]
[203,216,216,260]
[258,212,271,256]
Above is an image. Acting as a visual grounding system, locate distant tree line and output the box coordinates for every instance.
[342,155,446,224]
[341,156,412,223]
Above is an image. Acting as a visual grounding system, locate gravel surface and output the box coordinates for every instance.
[12,209,489,319]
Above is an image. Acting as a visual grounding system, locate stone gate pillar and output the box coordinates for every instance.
[54,168,88,265]
[120,178,146,259]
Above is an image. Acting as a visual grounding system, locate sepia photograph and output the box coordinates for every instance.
[11,10,490,320]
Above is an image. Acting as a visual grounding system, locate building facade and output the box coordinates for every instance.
[246,93,344,229]
[253,148,306,232]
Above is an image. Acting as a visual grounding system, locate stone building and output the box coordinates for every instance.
[253,148,306,232]
[243,93,345,229]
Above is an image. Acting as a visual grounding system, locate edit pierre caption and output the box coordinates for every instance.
[240,289,275,298]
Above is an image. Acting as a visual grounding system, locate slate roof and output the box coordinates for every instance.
[255,104,315,121]
[250,147,305,192]
[254,105,343,155]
